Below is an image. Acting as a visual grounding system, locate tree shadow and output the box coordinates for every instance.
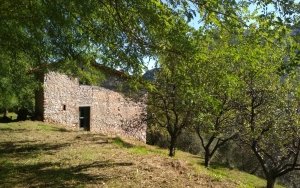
[0,123,71,133]
[0,116,13,123]
[75,133,110,142]
[0,127,30,133]
[74,134,136,147]
[0,160,133,187]
[36,123,72,132]
[112,137,134,148]
[52,127,70,132]
[203,161,232,170]
[0,141,70,159]
[191,155,202,159]
[75,133,112,144]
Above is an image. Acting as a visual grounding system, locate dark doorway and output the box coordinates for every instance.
[79,107,90,131]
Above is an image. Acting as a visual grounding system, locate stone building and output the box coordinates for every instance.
[41,70,147,142]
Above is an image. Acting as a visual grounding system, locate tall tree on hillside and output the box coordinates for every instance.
[189,28,242,167]
[148,66,195,157]
[237,63,300,188]
[232,24,300,188]
[147,12,198,156]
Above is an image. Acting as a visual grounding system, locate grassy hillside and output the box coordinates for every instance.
[0,121,284,188]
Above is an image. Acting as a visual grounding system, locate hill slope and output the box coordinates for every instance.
[0,121,283,188]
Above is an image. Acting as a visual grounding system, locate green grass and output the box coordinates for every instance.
[113,137,166,155]
[0,121,285,188]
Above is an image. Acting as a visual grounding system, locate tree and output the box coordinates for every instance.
[148,66,194,157]
[238,68,300,188]
[183,28,241,167]
[0,51,36,117]
[147,13,198,156]
[232,25,300,188]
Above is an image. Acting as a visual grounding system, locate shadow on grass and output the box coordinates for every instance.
[53,127,70,132]
[191,155,202,159]
[0,160,133,187]
[74,134,136,148]
[112,137,134,148]
[75,133,109,142]
[0,123,70,133]
[208,161,233,170]
[0,141,70,159]
[0,127,30,133]
[36,124,71,132]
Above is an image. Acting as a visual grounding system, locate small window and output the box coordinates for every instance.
[63,105,66,111]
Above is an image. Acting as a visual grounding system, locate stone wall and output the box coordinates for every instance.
[43,72,147,142]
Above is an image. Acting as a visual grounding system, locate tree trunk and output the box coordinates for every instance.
[3,108,8,117]
[34,89,44,120]
[169,135,177,157]
[204,149,211,167]
[266,177,276,188]
[34,72,44,121]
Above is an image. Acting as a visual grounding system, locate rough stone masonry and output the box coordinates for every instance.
[43,72,147,142]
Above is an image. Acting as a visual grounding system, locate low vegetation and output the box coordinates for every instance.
[0,121,284,188]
